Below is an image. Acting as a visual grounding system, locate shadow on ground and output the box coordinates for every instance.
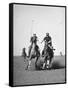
[35,61,65,70]
[51,62,65,69]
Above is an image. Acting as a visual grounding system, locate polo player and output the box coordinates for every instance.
[28,34,38,57]
[41,33,53,55]
[41,33,54,69]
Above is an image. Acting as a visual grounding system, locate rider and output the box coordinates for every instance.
[41,33,53,56]
[41,33,53,49]
[28,34,38,57]
[41,33,53,69]
[30,34,38,45]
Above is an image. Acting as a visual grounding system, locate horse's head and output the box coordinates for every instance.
[44,41,48,50]
[43,41,51,56]
[30,43,40,58]
[45,41,48,46]
[30,42,36,55]
[32,43,36,49]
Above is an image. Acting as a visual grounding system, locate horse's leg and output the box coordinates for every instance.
[28,55,33,69]
[28,60,31,69]
[42,62,46,69]
[42,56,47,69]
[46,59,50,69]
[28,45,32,57]
[26,55,32,70]
[35,56,39,69]
[48,50,53,69]
[49,57,53,69]
[46,56,52,69]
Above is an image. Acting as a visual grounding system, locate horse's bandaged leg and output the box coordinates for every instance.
[29,60,31,66]
[46,60,50,69]
[47,60,49,65]
[42,63,46,69]
[27,60,31,70]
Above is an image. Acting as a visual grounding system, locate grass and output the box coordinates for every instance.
[13,55,65,86]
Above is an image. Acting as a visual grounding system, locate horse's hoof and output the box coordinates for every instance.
[41,66,44,70]
[25,67,28,70]
[46,66,50,70]
[27,66,31,70]
[25,68,27,70]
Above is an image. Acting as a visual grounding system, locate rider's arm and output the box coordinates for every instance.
[48,40,52,43]
[41,37,46,43]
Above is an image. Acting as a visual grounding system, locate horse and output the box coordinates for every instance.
[42,41,54,69]
[26,43,40,70]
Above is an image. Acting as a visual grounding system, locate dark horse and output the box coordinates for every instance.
[27,43,40,70]
[42,41,54,69]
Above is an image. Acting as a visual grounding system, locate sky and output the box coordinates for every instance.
[13,4,65,56]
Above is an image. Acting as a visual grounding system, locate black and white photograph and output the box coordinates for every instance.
[9,3,66,86]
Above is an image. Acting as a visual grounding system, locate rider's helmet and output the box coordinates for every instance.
[33,33,36,36]
[46,33,49,36]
